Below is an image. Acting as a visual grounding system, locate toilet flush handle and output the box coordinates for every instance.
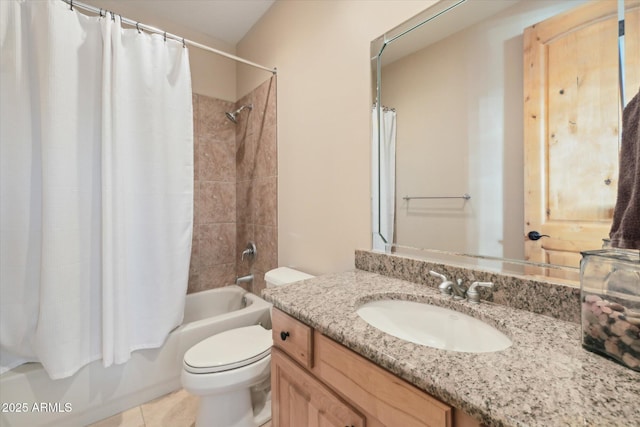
[280,331,290,341]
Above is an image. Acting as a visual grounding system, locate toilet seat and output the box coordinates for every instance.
[184,325,272,374]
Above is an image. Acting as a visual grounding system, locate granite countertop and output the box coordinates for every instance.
[261,270,640,427]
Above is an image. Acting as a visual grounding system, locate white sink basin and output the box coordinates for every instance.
[357,299,512,353]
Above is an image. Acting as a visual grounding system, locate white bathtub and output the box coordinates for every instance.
[0,286,272,427]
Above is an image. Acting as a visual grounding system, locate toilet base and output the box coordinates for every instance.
[194,390,271,427]
[253,393,271,426]
[251,377,272,426]
[181,331,273,427]
[196,388,255,427]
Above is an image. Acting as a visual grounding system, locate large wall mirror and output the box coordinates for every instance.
[371,0,639,282]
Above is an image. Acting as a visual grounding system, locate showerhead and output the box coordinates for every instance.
[225,111,238,124]
[225,104,253,124]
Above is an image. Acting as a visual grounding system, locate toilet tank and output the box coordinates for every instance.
[264,267,314,288]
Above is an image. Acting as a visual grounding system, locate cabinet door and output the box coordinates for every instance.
[271,347,365,427]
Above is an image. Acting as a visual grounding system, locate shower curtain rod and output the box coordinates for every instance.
[61,0,277,74]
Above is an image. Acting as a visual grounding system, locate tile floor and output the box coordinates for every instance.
[88,389,272,427]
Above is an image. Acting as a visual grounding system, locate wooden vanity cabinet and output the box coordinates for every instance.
[271,308,481,427]
[272,348,365,427]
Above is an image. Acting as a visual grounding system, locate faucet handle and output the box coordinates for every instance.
[430,270,453,296]
[429,270,447,281]
[241,241,257,261]
[467,282,493,304]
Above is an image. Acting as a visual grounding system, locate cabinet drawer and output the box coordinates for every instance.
[272,308,313,368]
[313,331,452,427]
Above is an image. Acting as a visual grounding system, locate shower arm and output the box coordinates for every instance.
[225,104,253,123]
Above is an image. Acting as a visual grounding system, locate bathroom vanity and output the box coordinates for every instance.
[271,308,479,427]
[263,269,640,427]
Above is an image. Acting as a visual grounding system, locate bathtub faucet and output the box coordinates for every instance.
[236,274,253,285]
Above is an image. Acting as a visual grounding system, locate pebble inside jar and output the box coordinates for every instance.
[580,249,640,372]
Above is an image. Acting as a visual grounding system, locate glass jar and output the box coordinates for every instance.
[580,249,640,371]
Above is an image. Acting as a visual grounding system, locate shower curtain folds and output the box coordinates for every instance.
[0,0,194,379]
[60,0,277,75]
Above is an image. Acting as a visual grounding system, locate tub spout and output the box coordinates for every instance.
[236,274,253,285]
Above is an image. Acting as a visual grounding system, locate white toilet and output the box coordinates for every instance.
[181,267,314,427]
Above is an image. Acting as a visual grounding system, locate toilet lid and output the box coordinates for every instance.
[184,325,272,374]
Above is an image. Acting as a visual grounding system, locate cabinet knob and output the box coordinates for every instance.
[280,331,290,341]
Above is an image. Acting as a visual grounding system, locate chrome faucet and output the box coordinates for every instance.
[236,274,254,285]
[429,271,453,296]
[237,242,256,286]
[241,241,257,261]
[429,270,493,303]
[450,278,467,301]
[467,281,493,303]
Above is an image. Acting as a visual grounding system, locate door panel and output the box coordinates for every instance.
[523,0,640,268]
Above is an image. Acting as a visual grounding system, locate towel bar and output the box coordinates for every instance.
[403,193,471,201]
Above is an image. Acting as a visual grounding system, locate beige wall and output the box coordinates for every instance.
[238,0,432,275]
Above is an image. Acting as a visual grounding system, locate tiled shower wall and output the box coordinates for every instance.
[188,77,277,295]
[235,77,278,296]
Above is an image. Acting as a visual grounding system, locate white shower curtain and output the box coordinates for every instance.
[371,106,396,252]
[0,0,193,379]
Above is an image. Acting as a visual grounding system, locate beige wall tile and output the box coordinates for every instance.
[255,225,277,273]
[198,136,235,182]
[199,223,235,265]
[236,222,255,277]
[199,181,236,223]
[253,177,277,227]
[198,263,236,289]
[235,92,255,137]
[189,235,201,274]
[189,80,277,294]
[233,78,278,289]
[189,264,236,293]
[192,181,202,226]
[252,273,267,297]
[187,270,200,294]
[236,180,254,225]
[198,96,235,143]
[189,93,239,294]
[192,94,199,145]
[255,123,277,179]
[236,132,257,182]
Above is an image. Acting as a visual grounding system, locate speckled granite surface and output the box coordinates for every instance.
[262,271,640,427]
[356,250,582,324]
